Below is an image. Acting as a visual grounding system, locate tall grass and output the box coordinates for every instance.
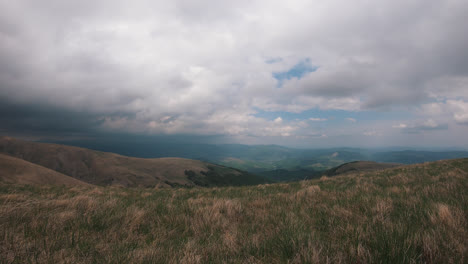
[1,159,467,263]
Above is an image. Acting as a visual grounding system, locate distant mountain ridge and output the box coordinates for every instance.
[0,137,269,187]
[371,150,468,164]
[45,138,468,174]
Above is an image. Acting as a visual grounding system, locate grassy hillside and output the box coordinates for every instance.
[1,158,466,263]
[0,137,268,187]
[323,161,401,176]
[257,169,322,182]
[0,154,89,186]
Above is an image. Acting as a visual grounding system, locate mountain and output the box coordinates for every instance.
[10,136,468,183]
[46,138,369,170]
[323,160,401,176]
[0,153,89,186]
[47,138,468,174]
[0,137,269,187]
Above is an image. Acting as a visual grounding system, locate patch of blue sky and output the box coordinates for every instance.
[272,58,318,87]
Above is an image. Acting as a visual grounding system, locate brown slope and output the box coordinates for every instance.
[0,154,89,186]
[0,136,266,187]
[323,160,402,176]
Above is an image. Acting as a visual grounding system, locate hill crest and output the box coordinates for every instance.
[324,160,401,176]
[0,137,268,187]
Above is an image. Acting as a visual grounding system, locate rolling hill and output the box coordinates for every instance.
[323,160,402,176]
[0,137,268,187]
[0,153,89,186]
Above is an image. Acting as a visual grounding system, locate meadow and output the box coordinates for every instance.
[1,159,467,263]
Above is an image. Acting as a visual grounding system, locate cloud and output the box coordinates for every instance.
[309,117,327,121]
[400,119,448,134]
[273,117,283,123]
[392,123,407,128]
[447,100,468,125]
[417,103,445,116]
[346,118,357,123]
[0,0,468,147]
[416,100,468,126]
[363,130,380,136]
[0,98,103,137]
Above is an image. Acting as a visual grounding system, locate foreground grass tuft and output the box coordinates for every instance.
[1,159,467,263]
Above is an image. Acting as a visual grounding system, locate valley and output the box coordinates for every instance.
[47,137,468,182]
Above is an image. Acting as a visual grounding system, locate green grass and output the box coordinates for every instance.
[1,159,467,263]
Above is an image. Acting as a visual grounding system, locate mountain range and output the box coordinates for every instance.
[47,137,468,177]
[0,137,268,187]
[2,136,468,186]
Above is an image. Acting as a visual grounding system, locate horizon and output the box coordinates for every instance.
[3,134,468,153]
[1,0,468,148]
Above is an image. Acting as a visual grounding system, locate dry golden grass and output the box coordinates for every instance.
[0,158,467,263]
[0,154,89,186]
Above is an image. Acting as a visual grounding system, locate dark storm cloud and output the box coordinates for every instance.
[0,99,103,136]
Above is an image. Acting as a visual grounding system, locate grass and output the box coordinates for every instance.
[1,159,467,263]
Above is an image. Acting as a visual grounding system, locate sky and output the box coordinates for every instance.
[1,0,468,148]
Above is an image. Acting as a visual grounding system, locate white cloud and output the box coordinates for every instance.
[447,100,468,125]
[392,123,407,128]
[416,100,468,126]
[396,119,448,134]
[418,103,445,116]
[422,119,439,128]
[346,118,357,123]
[309,117,327,121]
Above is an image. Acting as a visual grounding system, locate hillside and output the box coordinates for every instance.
[0,154,89,186]
[257,168,322,182]
[323,161,401,176]
[0,137,268,187]
[0,158,466,263]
